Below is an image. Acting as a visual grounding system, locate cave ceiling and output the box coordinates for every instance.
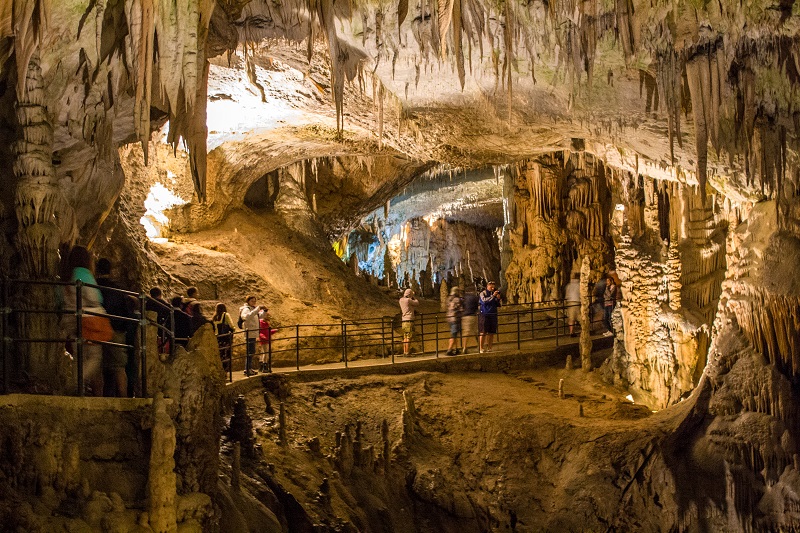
[0,0,799,248]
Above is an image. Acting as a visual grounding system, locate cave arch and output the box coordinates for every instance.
[243,170,280,210]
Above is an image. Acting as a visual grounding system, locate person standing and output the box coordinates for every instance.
[171,296,192,348]
[603,275,617,337]
[239,296,265,376]
[479,281,502,353]
[212,303,235,372]
[183,286,199,315]
[188,302,209,336]
[146,287,171,354]
[258,309,278,373]
[461,288,480,354]
[399,289,419,355]
[445,287,463,356]
[565,273,581,337]
[62,246,107,396]
[95,258,130,398]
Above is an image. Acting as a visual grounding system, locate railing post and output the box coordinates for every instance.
[341,319,348,368]
[229,333,233,382]
[555,302,560,347]
[419,313,425,354]
[139,293,148,398]
[390,319,395,364]
[381,316,386,358]
[516,308,521,350]
[169,307,176,359]
[530,301,534,341]
[435,314,439,358]
[75,280,84,397]
[267,332,272,373]
[295,324,300,371]
[1,279,8,394]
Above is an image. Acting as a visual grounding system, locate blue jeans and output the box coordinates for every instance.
[603,305,614,333]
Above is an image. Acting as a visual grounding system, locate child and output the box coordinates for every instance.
[258,310,278,373]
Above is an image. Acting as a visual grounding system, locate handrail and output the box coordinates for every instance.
[218,299,593,382]
[0,277,595,393]
[0,278,175,398]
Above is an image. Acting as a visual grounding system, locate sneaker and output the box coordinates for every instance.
[454,349,462,355]
[479,349,485,354]
[570,333,577,338]
[445,349,454,356]
[602,331,614,337]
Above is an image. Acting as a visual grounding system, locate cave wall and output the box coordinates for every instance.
[503,152,613,303]
[607,175,728,409]
[347,216,501,292]
[609,198,800,532]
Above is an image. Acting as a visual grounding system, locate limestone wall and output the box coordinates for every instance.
[503,152,613,303]
[610,179,727,409]
[0,395,153,503]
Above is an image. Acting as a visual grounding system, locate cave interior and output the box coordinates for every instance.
[1,0,800,531]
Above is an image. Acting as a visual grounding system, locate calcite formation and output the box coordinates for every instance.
[503,152,612,303]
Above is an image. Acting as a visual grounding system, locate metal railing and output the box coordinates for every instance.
[1,277,602,392]
[1,278,174,397]
[217,298,600,381]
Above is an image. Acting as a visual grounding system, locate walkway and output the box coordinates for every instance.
[225,332,613,391]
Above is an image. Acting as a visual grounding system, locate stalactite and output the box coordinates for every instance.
[452,0,464,90]
[125,0,156,163]
[655,50,684,165]
[436,0,454,60]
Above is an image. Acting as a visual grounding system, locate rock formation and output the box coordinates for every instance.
[2,0,800,530]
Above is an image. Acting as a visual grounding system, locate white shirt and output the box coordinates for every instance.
[565,280,581,303]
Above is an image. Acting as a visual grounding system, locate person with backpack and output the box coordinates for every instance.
[479,281,502,353]
[460,288,480,354]
[445,287,463,356]
[239,296,266,376]
[212,303,235,372]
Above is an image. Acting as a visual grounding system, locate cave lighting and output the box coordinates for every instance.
[615,204,625,211]
[140,181,187,243]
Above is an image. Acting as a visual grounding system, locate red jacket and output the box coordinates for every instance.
[259,318,278,345]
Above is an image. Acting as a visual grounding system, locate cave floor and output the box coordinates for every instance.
[228,359,684,531]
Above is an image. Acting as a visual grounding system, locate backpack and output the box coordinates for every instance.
[237,305,250,329]
[216,314,233,336]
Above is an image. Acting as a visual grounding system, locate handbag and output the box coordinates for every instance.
[83,315,113,343]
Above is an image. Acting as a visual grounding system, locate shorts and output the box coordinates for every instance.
[567,303,580,324]
[449,321,461,338]
[461,315,477,336]
[479,314,498,334]
[402,321,414,340]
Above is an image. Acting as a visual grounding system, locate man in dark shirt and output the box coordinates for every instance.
[171,296,193,348]
[95,258,131,397]
[461,289,480,354]
[479,281,502,353]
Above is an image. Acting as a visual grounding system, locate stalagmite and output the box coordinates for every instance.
[279,401,287,446]
[580,256,592,372]
[148,393,178,532]
[231,442,241,490]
